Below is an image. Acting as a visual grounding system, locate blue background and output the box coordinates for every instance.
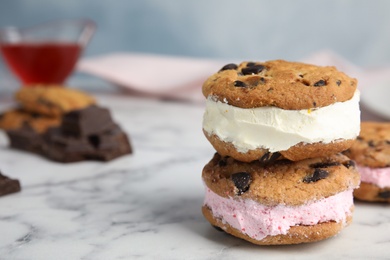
[0,0,389,89]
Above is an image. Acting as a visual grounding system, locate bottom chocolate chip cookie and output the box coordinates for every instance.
[202,153,360,245]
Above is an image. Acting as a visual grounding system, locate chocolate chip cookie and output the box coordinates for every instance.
[0,109,60,133]
[15,86,96,116]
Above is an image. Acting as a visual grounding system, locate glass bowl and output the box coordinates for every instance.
[0,19,96,86]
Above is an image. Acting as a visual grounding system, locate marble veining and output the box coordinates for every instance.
[0,93,389,260]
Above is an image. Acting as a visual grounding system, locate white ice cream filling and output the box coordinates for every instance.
[203,91,360,153]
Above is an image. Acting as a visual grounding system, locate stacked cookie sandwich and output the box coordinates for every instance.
[344,122,390,203]
[0,86,132,162]
[201,60,361,245]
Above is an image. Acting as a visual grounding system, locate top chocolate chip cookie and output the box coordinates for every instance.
[202,60,357,110]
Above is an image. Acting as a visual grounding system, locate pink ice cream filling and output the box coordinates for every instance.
[357,165,390,188]
[204,188,353,241]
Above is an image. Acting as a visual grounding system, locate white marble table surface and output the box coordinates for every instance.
[0,92,389,260]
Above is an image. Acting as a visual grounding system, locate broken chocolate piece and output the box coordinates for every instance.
[7,124,45,154]
[61,105,115,137]
[44,124,132,163]
[0,173,21,197]
[6,105,132,163]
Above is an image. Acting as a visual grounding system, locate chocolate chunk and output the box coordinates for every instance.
[310,161,341,168]
[313,80,326,87]
[259,152,281,166]
[45,124,132,163]
[7,125,45,154]
[219,63,238,71]
[61,105,115,137]
[378,190,390,199]
[242,65,265,75]
[342,160,356,169]
[233,81,247,88]
[336,80,341,86]
[6,105,132,163]
[218,157,228,167]
[246,62,256,67]
[231,172,252,195]
[0,173,21,197]
[303,169,329,183]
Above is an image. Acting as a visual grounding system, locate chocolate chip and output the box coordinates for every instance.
[336,80,341,86]
[233,81,247,87]
[303,169,329,183]
[212,225,225,232]
[219,63,238,71]
[357,136,363,141]
[30,113,41,119]
[343,160,356,169]
[310,161,341,168]
[246,62,256,67]
[231,172,252,195]
[299,74,304,78]
[313,80,326,87]
[259,152,281,166]
[259,77,266,84]
[218,157,228,167]
[368,140,375,147]
[386,140,390,145]
[313,102,317,107]
[378,190,390,199]
[242,65,265,75]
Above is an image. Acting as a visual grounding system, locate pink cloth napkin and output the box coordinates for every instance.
[77,52,225,102]
[77,50,390,103]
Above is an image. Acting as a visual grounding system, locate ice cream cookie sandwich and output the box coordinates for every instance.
[202,60,360,162]
[202,153,360,245]
[344,122,390,202]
